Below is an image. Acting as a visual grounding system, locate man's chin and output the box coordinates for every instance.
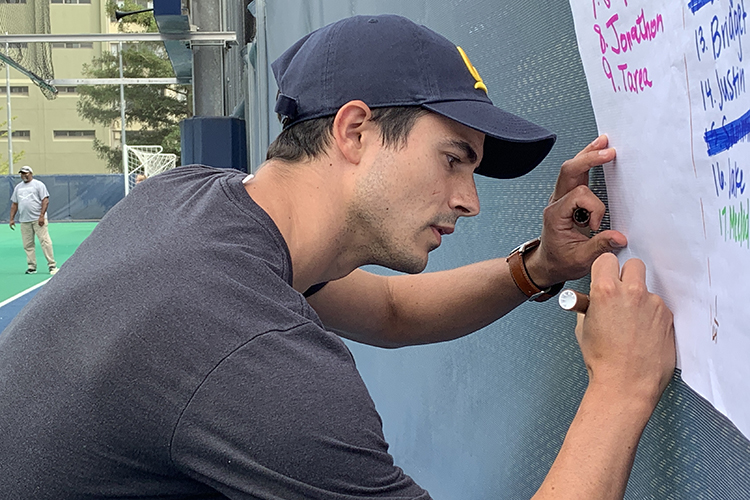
[380,253,429,275]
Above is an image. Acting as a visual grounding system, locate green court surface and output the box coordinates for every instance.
[0,222,97,303]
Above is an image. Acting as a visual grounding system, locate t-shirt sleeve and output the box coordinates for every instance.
[10,185,18,203]
[37,181,49,200]
[170,325,430,500]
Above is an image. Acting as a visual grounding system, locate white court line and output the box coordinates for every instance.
[0,279,51,309]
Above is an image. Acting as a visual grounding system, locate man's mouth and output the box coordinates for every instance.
[430,225,454,245]
[432,225,455,236]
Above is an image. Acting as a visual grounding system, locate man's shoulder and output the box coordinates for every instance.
[160,164,245,181]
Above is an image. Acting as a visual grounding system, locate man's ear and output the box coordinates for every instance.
[332,100,376,165]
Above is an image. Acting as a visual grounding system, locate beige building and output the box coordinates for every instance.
[1,0,114,175]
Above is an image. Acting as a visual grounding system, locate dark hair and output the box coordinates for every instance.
[266,106,431,162]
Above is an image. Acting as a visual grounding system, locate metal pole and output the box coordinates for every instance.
[255,0,269,160]
[119,41,128,195]
[5,39,12,173]
[0,32,237,44]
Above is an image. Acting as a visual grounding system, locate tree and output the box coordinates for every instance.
[76,0,191,172]
[0,107,25,175]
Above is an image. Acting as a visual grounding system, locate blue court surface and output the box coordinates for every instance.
[0,282,44,333]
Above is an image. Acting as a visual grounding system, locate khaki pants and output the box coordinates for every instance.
[20,221,56,271]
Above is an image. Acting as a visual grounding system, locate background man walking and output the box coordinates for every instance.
[9,166,57,275]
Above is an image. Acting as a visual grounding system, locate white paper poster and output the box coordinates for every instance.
[568,0,749,437]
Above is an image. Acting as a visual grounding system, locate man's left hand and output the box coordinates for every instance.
[524,135,627,288]
[38,216,45,227]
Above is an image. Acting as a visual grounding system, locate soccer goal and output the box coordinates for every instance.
[124,145,177,194]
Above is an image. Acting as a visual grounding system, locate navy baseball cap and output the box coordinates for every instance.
[271,14,556,179]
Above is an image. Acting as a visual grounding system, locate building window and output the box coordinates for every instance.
[54,130,95,139]
[51,42,94,49]
[0,1,28,4]
[0,86,29,96]
[56,86,78,95]
[51,0,91,4]
[7,42,28,49]
[0,130,31,139]
[115,0,151,7]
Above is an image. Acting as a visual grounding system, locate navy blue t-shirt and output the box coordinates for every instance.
[0,165,429,499]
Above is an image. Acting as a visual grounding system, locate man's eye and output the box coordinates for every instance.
[447,155,460,167]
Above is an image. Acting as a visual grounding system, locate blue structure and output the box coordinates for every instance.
[1,174,124,222]
[180,116,247,171]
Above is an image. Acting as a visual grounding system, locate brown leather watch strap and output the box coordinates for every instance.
[506,238,564,302]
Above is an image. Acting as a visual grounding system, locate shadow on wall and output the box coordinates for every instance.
[1,175,125,222]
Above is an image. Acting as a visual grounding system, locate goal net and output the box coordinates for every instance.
[0,0,56,100]
[125,145,177,194]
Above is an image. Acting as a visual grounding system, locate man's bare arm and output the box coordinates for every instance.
[39,197,49,226]
[9,202,17,229]
[307,262,527,347]
[532,254,675,500]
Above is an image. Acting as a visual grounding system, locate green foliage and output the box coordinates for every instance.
[76,0,191,173]
[0,151,26,176]
[0,107,25,175]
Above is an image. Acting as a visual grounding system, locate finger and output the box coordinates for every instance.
[619,258,647,284]
[568,231,626,272]
[554,186,608,231]
[587,229,627,253]
[551,148,616,202]
[591,252,620,284]
[574,134,609,158]
[574,312,585,344]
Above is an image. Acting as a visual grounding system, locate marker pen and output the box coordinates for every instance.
[558,289,589,313]
[573,207,591,227]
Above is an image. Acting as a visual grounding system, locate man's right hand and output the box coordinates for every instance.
[9,220,14,230]
[533,253,675,500]
[577,253,676,406]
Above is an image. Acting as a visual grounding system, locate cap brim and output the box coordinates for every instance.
[423,100,556,179]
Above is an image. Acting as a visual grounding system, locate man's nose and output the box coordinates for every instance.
[450,175,480,217]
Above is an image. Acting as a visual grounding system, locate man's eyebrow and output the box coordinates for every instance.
[442,140,478,164]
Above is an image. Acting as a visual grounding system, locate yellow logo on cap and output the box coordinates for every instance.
[457,46,487,94]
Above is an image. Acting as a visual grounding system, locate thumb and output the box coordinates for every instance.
[586,229,627,257]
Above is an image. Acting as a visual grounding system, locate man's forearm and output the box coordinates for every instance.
[40,198,49,218]
[311,258,530,347]
[383,258,529,344]
[532,254,675,500]
[531,382,655,500]
[9,202,17,221]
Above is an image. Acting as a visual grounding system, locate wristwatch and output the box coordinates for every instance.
[506,237,564,302]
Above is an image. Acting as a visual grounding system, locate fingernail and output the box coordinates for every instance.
[590,136,602,147]
[610,239,626,248]
[599,148,612,157]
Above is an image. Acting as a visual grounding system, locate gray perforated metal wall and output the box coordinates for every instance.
[255,1,750,498]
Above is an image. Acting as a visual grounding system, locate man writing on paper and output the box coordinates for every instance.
[0,15,674,500]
